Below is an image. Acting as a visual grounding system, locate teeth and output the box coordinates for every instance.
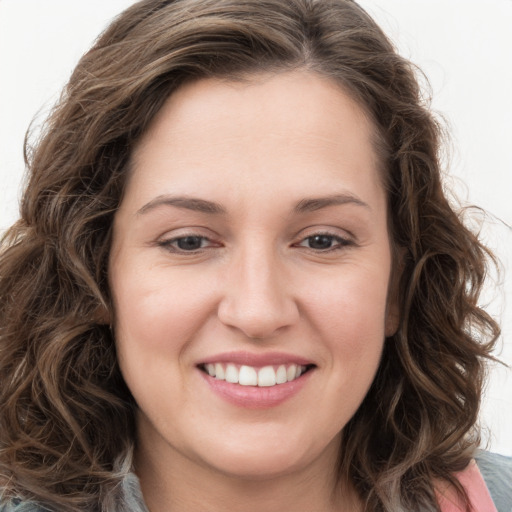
[239,365,258,386]
[225,364,239,384]
[205,363,308,387]
[215,363,225,380]
[258,366,276,387]
[276,365,287,384]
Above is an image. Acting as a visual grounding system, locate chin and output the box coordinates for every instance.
[194,429,341,481]
[204,449,308,481]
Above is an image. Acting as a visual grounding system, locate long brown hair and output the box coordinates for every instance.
[0,0,500,510]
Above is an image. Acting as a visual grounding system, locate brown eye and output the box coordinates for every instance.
[158,235,214,253]
[307,235,336,250]
[297,233,352,252]
[175,236,206,251]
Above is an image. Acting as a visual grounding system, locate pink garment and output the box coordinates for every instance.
[437,459,497,512]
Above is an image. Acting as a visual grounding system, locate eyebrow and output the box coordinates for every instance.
[137,192,370,216]
[137,195,226,215]
[293,194,371,213]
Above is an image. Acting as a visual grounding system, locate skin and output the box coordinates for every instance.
[109,70,399,512]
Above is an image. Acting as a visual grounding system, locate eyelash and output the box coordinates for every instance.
[157,235,216,253]
[157,232,354,254]
[295,232,354,252]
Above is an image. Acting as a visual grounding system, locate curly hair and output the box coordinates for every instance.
[0,0,500,510]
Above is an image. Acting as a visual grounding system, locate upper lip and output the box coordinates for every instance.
[198,351,315,367]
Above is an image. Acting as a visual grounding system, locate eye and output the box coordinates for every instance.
[297,233,352,251]
[158,235,215,252]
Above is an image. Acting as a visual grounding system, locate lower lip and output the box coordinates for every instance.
[199,369,313,409]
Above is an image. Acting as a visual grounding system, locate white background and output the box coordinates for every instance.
[1,0,511,455]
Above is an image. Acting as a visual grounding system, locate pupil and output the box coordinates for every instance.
[309,235,333,250]
[177,236,202,250]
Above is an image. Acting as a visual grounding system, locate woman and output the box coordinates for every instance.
[0,0,510,510]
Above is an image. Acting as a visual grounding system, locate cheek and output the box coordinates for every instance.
[303,263,390,366]
[111,263,216,368]
[111,265,218,420]
[311,262,390,323]
[284,267,389,442]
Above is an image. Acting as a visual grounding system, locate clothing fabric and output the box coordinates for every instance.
[437,457,497,511]
[1,451,510,511]
[475,450,512,512]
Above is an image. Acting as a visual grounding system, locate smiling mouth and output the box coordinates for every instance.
[199,363,315,387]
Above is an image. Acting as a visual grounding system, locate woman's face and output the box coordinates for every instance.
[109,70,398,481]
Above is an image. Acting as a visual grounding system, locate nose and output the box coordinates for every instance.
[217,245,299,339]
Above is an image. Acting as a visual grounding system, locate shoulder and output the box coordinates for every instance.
[0,466,147,512]
[0,499,46,512]
[437,452,511,512]
[475,450,512,512]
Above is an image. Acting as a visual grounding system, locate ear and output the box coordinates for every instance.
[93,302,111,325]
[385,295,400,337]
[385,247,405,337]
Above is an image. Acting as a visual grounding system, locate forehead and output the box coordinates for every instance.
[127,70,384,208]
[138,71,377,148]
